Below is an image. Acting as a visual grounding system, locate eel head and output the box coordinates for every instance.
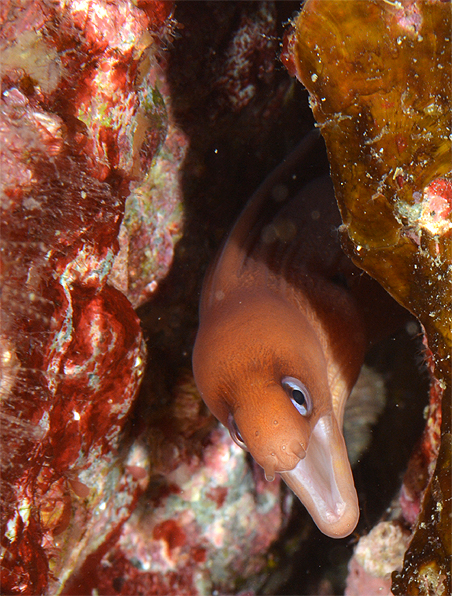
[228,377,359,539]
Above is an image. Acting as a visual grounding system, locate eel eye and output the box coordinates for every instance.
[281,376,312,416]
[227,413,249,451]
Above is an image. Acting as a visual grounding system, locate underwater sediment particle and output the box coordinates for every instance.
[285,0,451,593]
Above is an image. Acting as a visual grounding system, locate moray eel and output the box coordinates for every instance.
[192,130,368,538]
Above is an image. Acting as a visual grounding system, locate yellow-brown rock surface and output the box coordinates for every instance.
[285,1,451,593]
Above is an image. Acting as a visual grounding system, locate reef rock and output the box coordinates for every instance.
[0,1,173,593]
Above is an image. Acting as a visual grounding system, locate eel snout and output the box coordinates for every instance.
[281,414,359,538]
[230,390,312,483]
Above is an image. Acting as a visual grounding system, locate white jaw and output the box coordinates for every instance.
[280,414,359,538]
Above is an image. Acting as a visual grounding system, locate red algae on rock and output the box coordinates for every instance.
[285,0,451,593]
[0,1,174,594]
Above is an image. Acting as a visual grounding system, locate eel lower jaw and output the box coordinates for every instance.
[280,415,359,539]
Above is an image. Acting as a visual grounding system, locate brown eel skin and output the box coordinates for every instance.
[193,129,397,538]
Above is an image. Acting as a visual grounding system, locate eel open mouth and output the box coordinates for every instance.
[280,415,359,538]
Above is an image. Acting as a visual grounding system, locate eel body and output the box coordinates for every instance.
[192,130,368,538]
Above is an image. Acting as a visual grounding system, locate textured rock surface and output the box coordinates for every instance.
[0,1,172,593]
[345,522,411,596]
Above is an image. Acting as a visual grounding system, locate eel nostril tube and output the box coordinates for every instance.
[288,439,306,461]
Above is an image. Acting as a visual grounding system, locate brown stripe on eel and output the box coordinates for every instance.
[193,129,395,538]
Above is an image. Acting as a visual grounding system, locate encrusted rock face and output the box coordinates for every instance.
[345,521,411,596]
[0,1,173,593]
[95,424,284,596]
[284,0,451,593]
